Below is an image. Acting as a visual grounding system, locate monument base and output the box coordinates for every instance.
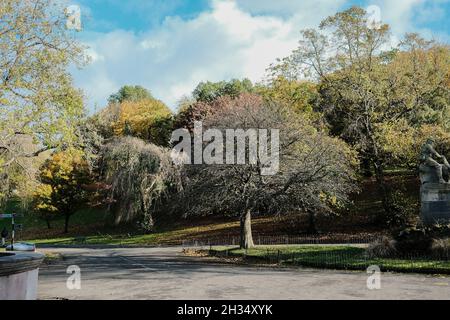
[421,183,450,225]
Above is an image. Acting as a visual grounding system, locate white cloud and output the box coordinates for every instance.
[73,0,449,112]
[371,0,450,42]
[72,0,346,111]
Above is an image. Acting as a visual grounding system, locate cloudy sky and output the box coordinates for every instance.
[70,0,450,112]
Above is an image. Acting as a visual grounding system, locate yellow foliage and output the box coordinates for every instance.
[33,149,91,218]
[112,99,172,139]
[377,120,450,166]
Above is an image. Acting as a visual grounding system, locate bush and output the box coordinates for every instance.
[392,224,450,255]
[431,238,450,259]
[393,227,433,254]
[366,236,397,258]
[382,190,419,227]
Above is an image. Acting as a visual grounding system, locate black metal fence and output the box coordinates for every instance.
[182,235,450,275]
[181,234,381,248]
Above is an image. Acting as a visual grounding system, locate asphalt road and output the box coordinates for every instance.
[37,246,450,300]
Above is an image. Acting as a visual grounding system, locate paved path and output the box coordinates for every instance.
[37,247,450,300]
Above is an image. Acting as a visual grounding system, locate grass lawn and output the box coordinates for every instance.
[207,246,450,274]
[29,219,249,246]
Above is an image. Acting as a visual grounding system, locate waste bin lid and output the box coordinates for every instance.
[6,242,36,252]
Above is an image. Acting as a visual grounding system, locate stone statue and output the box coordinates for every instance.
[419,138,450,225]
[419,138,450,185]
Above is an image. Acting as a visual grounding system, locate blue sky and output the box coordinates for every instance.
[70,0,450,112]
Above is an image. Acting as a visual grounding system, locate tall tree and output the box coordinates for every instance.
[94,87,173,146]
[270,6,450,223]
[0,0,87,201]
[108,85,154,104]
[193,78,254,103]
[99,136,182,230]
[179,94,357,248]
[174,79,255,132]
[33,149,92,233]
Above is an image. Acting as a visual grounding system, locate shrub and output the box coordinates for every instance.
[431,238,450,259]
[382,190,419,228]
[366,236,397,258]
[393,227,433,254]
[392,224,450,255]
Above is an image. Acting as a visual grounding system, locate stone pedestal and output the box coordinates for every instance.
[0,252,44,300]
[421,183,450,225]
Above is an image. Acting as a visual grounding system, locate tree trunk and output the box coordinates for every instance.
[366,126,394,220]
[64,214,70,233]
[46,219,51,229]
[360,154,373,177]
[372,158,394,218]
[240,209,254,249]
[306,210,318,234]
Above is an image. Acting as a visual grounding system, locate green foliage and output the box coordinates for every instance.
[380,190,419,227]
[192,78,254,103]
[256,76,322,126]
[0,0,88,204]
[108,85,154,104]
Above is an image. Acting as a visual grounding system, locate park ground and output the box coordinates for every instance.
[2,174,418,246]
[37,246,449,300]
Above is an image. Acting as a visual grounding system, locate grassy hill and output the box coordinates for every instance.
[0,173,419,246]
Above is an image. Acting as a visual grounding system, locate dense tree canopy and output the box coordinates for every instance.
[270,6,450,224]
[180,94,357,248]
[99,136,182,230]
[33,149,92,232]
[0,0,87,203]
[193,78,254,103]
[108,85,154,104]
[94,86,173,146]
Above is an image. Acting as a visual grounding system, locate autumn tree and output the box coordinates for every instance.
[177,94,357,248]
[174,79,256,132]
[257,76,322,126]
[271,6,450,223]
[0,0,87,202]
[33,149,92,233]
[99,137,182,230]
[94,86,173,146]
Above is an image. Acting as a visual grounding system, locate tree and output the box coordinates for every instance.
[33,149,92,233]
[99,137,182,230]
[111,99,173,144]
[193,78,254,103]
[0,0,87,202]
[174,79,256,132]
[270,6,450,224]
[257,76,322,125]
[94,90,173,146]
[179,94,357,248]
[108,85,154,104]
